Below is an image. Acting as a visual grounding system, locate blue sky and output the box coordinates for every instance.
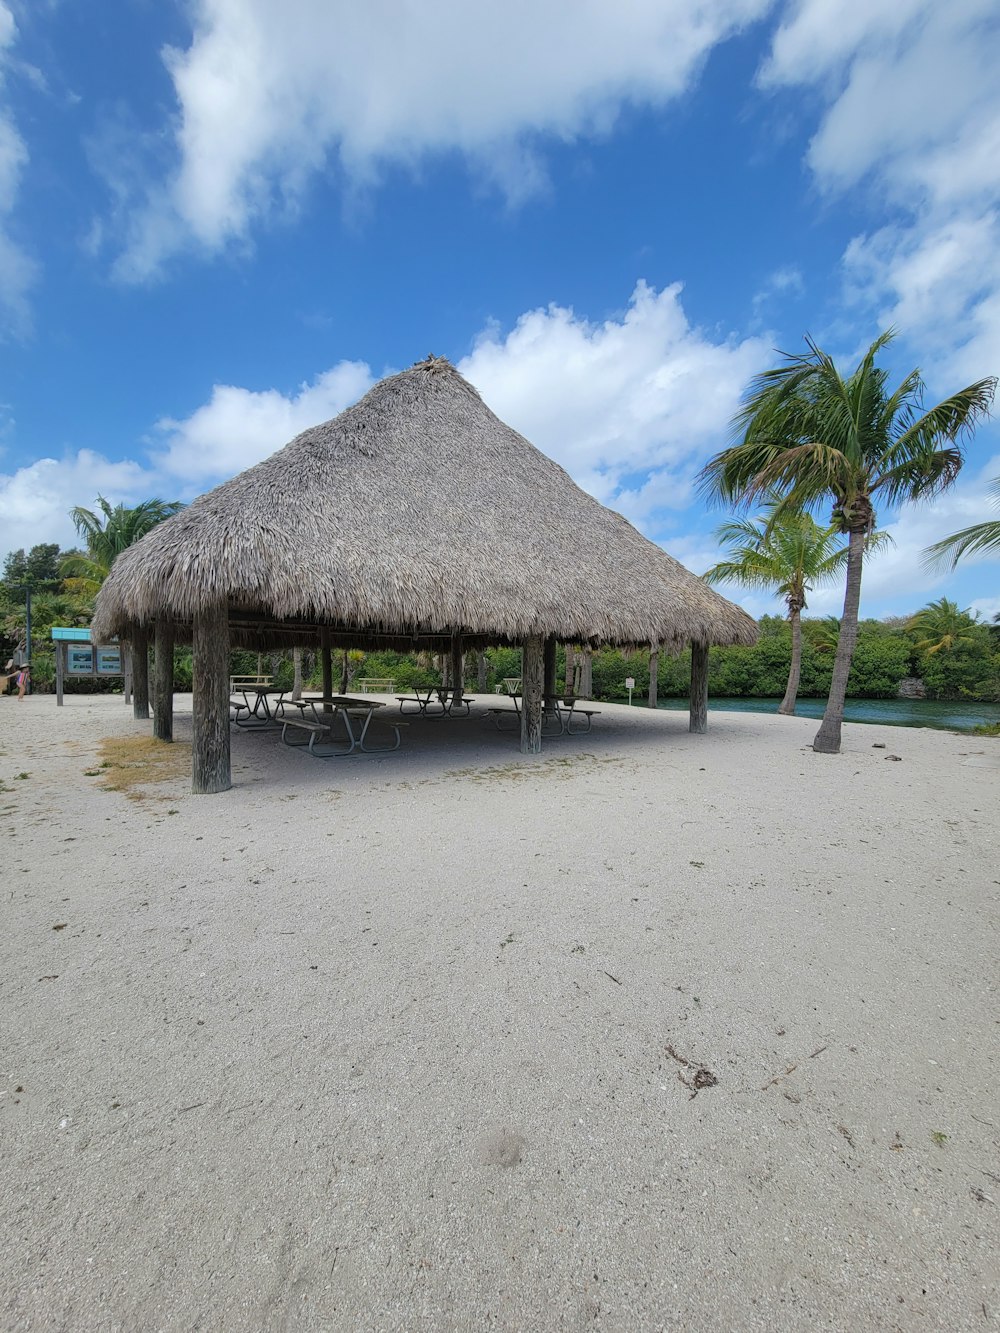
[1,0,998,623]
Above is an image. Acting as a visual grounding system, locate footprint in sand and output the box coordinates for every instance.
[477,1127,526,1167]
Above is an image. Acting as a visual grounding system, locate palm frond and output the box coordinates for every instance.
[892,378,996,457]
[922,477,1000,568]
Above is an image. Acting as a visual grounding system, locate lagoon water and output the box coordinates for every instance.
[653,694,1000,731]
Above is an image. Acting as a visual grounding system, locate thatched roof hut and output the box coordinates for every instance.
[93,356,756,791]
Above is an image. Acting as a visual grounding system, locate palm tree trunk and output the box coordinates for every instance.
[292,647,303,701]
[580,648,593,698]
[813,528,865,753]
[450,632,464,706]
[543,635,557,707]
[778,609,802,716]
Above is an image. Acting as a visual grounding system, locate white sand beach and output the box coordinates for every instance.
[1,694,997,1332]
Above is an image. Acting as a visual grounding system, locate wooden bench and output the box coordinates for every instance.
[353,678,394,693]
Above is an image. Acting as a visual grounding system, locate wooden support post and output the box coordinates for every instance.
[520,634,544,754]
[648,642,659,710]
[450,632,464,705]
[132,628,150,720]
[56,642,65,706]
[689,641,709,734]
[153,619,175,742]
[543,636,557,708]
[123,644,132,705]
[320,628,332,713]
[192,603,231,794]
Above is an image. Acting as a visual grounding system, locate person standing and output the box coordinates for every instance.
[16,663,29,700]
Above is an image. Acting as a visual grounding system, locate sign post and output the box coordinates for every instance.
[51,628,123,705]
[625,676,635,706]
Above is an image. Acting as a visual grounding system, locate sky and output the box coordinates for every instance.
[1,0,999,624]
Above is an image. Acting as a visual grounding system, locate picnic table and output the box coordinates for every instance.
[352,677,394,693]
[486,694,600,736]
[396,685,472,717]
[230,683,286,728]
[279,695,405,757]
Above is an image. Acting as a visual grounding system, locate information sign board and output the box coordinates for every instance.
[96,648,122,675]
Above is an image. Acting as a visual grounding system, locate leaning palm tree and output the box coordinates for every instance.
[704,506,853,715]
[62,496,184,598]
[906,597,979,655]
[699,330,995,753]
[923,475,1000,568]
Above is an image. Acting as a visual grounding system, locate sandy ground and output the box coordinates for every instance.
[0,692,998,1333]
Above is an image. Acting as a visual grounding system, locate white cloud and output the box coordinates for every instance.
[459,280,770,512]
[152,360,374,481]
[113,0,770,277]
[759,0,1000,387]
[970,596,1000,622]
[842,214,1000,387]
[0,450,160,556]
[760,0,997,205]
[751,264,804,318]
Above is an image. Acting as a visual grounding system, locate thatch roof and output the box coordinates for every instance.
[92,357,757,652]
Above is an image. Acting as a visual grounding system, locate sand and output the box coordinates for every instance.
[1,693,997,1332]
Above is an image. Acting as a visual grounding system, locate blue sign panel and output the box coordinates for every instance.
[96,648,122,675]
[66,647,94,675]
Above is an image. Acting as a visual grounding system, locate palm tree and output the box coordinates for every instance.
[907,597,979,655]
[924,476,1000,567]
[699,330,995,753]
[806,615,842,656]
[61,496,183,598]
[704,506,852,715]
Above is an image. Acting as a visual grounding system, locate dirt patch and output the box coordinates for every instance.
[92,735,191,800]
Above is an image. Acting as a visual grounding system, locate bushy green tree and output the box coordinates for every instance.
[2,543,65,592]
[844,622,912,697]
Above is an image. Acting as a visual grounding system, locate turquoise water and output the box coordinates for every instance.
[650,695,1000,732]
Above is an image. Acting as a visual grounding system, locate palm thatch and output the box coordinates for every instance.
[93,357,757,652]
